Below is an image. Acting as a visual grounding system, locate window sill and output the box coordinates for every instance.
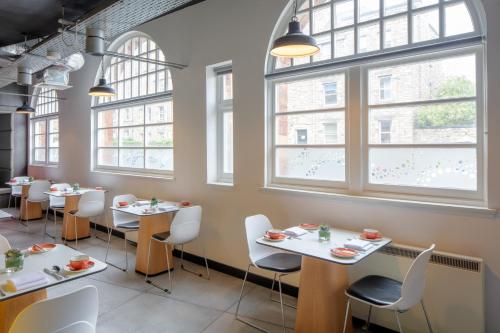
[261,185,497,218]
[91,169,175,181]
[29,164,59,169]
[206,181,234,189]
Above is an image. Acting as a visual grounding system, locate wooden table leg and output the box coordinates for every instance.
[0,289,47,333]
[61,195,90,241]
[295,256,353,333]
[135,214,173,275]
[20,185,42,221]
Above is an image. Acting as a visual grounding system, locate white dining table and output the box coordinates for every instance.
[110,201,179,275]
[257,228,391,333]
[0,244,107,332]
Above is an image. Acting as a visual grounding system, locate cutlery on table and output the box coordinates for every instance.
[43,268,64,280]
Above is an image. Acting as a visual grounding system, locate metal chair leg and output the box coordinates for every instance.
[342,299,351,333]
[269,273,277,298]
[145,239,172,293]
[105,228,128,271]
[44,207,56,239]
[179,244,210,279]
[421,301,434,333]
[277,274,286,333]
[362,305,372,330]
[74,215,78,249]
[395,311,404,333]
[8,194,11,209]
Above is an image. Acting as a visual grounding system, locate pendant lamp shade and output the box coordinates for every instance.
[271,19,320,58]
[89,78,116,97]
[15,101,35,114]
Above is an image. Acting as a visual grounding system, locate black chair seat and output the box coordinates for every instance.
[152,231,171,241]
[255,253,301,273]
[346,275,402,306]
[116,221,140,230]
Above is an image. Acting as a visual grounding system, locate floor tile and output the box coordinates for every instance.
[202,312,290,333]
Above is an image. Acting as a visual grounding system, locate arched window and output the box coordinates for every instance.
[31,88,59,165]
[92,32,173,175]
[266,0,486,204]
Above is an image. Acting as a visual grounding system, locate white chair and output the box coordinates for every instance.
[21,180,50,228]
[235,214,302,333]
[54,321,95,333]
[8,176,29,209]
[65,191,105,249]
[105,194,140,271]
[145,205,210,293]
[0,234,11,253]
[44,183,70,239]
[342,244,436,333]
[9,285,98,333]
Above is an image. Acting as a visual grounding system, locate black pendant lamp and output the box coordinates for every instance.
[15,101,35,114]
[89,56,116,97]
[270,0,320,58]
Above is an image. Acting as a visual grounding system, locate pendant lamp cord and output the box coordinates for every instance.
[101,56,106,80]
[292,0,298,21]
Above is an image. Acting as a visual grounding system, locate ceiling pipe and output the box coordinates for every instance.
[0,91,66,100]
[17,66,32,85]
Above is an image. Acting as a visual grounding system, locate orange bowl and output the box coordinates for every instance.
[118,201,129,207]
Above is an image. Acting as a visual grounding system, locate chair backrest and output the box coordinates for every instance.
[167,205,202,245]
[0,234,11,253]
[54,321,95,333]
[112,194,138,227]
[244,214,280,266]
[392,244,435,310]
[27,180,51,202]
[49,183,71,207]
[9,285,98,333]
[76,191,105,218]
[11,176,29,195]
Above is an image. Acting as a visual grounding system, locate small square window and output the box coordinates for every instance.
[379,119,392,143]
[379,75,392,101]
[323,82,338,105]
[296,129,308,144]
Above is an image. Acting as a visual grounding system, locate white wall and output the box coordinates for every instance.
[29,0,500,331]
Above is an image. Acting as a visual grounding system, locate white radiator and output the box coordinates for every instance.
[348,243,484,333]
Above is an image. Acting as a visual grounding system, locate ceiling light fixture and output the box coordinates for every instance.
[15,101,35,114]
[270,0,320,58]
[89,56,116,97]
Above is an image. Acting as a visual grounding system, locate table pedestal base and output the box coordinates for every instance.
[295,256,353,333]
[0,289,47,333]
[60,195,91,241]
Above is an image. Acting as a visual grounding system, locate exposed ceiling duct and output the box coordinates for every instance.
[33,53,85,90]
[0,0,197,88]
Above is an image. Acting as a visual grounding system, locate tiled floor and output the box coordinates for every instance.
[0,208,390,333]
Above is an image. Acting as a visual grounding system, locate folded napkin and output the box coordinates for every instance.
[158,205,178,212]
[284,226,308,238]
[134,201,150,207]
[344,239,374,252]
[5,271,49,292]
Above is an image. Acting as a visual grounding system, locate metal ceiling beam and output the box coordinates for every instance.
[104,51,187,70]
[0,91,65,100]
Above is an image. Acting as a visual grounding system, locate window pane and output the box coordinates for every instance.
[120,106,144,126]
[275,112,345,145]
[223,112,233,174]
[49,119,58,133]
[145,101,173,124]
[358,0,379,23]
[120,127,144,147]
[119,149,144,168]
[98,149,118,166]
[34,121,46,134]
[222,73,233,100]
[145,125,173,147]
[275,57,292,70]
[275,147,345,181]
[368,54,476,105]
[275,74,345,113]
[334,28,354,58]
[98,110,118,128]
[49,148,59,163]
[369,102,476,144]
[412,0,438,9]
[412,8,439,43]
[34,149,46,162]
[313,0,330,6]
[334,0,354,29]
[384,0,407,16]
[384,15,408,48]
[34,134,46,148]
[312,5,331,34]
[313,33,332,62]
[49,134,59,148]
[298,0,309,11]
[98,129,118,147]
[146,149,173,170]
[369,147,476,190]
[297,11,311,35]
[445,2,474,37]
[358,22,380,53]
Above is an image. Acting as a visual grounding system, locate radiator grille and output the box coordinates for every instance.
[380,244,482,273]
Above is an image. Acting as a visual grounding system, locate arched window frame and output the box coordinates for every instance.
[265,0,487,206]
[30,88,59,166]
[91,31,174,177]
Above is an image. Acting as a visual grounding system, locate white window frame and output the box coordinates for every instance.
[323,82,338,105]
[216,70,234,183]
[91,32,173,177]
[30,88,59,166]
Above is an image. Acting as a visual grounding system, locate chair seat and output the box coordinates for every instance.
[116,221,140,230]
[346,275,402,306]
[255,253,301,273]
[50,204,65,209]
[152,231,171,241]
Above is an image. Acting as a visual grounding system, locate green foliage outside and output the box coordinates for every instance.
[415,76,476,128]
